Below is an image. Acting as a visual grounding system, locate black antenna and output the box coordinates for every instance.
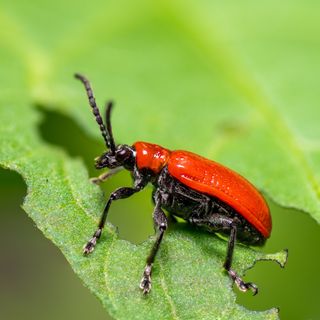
[75,73,116,153]
[105,101,116,152]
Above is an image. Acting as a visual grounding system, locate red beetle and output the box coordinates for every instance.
[75,74,272,295]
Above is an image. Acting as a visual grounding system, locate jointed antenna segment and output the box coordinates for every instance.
[75,73,116,153]
[106,101,116,152]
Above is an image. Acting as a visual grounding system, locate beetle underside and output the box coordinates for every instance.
[156,167,265,247]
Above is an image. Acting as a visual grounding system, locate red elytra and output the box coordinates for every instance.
[134,141,271,238]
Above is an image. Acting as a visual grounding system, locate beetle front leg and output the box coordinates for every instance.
[190,215,258,295]
[140,199,168,294]
[84,167,148,254]
[84,186,141,255]
[90,167,123,185]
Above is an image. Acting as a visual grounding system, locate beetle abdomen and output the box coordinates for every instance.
[167,150,272,238]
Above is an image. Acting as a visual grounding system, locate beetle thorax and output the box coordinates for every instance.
[134,141,171,174]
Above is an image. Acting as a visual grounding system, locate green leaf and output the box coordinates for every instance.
[0,100,287,319]
[2,0,318,318]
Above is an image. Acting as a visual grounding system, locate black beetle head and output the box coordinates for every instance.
[75,74,136,171]
[95,144,135,170]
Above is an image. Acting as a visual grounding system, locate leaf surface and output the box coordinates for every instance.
[1,0,317,319]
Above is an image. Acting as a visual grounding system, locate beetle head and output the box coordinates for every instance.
[75,74,135,171]
[95,144,135,170]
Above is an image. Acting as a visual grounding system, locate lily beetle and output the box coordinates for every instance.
[75,74,272,295]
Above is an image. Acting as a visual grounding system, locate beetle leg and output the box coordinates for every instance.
[224,225,258,295]
[190,215,258,295]
[140,198,168,294]
[90,167,123,185]
[83,186,142,255]
[84,167,149,254]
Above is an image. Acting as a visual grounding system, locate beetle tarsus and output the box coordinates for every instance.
[83,229,102,255]
[90,168,123,185]
[248,283,258,296]
[140,264,152,294]
[237,279,258,296]
[83,237,97,255]
[228,269,258,295]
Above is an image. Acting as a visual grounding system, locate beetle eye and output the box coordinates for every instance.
[119,149,127,156]
[116,148,128,161]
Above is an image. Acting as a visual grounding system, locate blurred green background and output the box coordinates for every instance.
[1,0,320,319]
